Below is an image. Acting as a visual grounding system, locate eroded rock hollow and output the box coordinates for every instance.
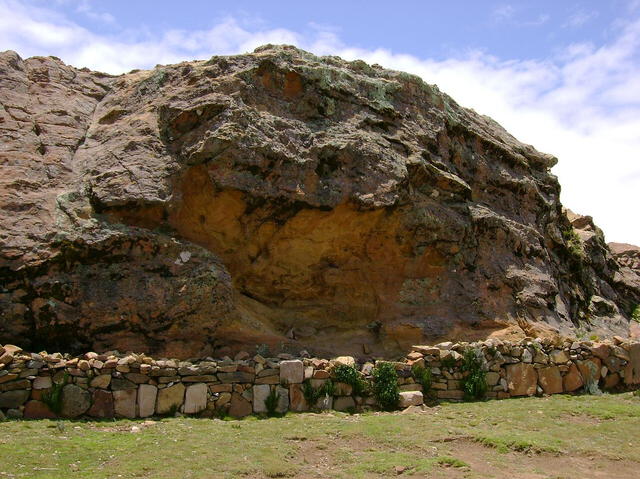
[1,45,638,358]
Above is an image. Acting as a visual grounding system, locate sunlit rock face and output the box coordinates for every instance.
[1,45,638,358]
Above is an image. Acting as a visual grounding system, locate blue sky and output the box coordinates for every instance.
[1,0,639,244]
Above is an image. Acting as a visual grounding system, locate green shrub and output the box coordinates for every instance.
[460,349,487,401]
[440,355,457,369]
[372,362,399,411]
[42,373,68,415]
[332,364,369,396]
[632,305,640,323]
[411,364,432,393]
[264,388,280,416]
[302,379,335,408]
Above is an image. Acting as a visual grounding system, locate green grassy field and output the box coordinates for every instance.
[1,393,639,478]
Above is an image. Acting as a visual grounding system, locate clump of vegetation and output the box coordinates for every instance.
[332,364,369,396]
[42,373,68,415]
[632,305,640,324]
[411,364,432,393]
[264,388,280,417]
[583,361,602,396]
[302,379,335,407]
[372,362,400,411]
[460,349,487,401]
[255,343,270,357]
[440,355,457,370]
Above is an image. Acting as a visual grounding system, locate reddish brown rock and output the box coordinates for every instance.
[506,363,538,396]
[289,384,308,412]
[563,363,584,392]
[577,358,602,384]
[0,46,638,358]
[537,366,563,395]
[87,390,115,418]
[23,400,56,419]
[228,392,252,418]
[623,343,640,385]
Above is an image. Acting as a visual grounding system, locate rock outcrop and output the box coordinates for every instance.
[1,45,639,358]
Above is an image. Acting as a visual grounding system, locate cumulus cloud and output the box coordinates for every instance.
[0,0,638,244]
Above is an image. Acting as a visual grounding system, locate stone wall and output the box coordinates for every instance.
[1,337,639,420]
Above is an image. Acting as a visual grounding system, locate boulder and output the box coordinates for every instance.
[333,396,356,411]
[279,360,304,385]
[184,383,207,414]
[24,400,56,419]
[32,376,53,390]
[90,374,112,389]
[252,384,271,414]
[138,384,158,418]
[505,363,537,396]
[228,392,252,418]
[156,383,185,415]
[60,384,91,418]
[399,390,424,408]
[87,390,114,418]
[537,366,563,395]
[0,389,30,409]
[288,384,308,412]
[623,343,640,385]
[332,357,356,368]
[563,363,584,392]
[114,389,137,418]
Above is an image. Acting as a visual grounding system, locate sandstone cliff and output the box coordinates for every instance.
[1,45,638,358]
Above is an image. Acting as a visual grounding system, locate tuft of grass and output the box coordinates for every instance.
[434,456,469,468]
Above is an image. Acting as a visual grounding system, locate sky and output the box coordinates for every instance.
[1,0,638,245]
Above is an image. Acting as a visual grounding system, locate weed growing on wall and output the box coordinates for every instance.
[372,362,399,411]
[332,364,369,396]
[460,349,487,401]
[265,388,280,416]
[411,364,432,393]
[42,373,68,414]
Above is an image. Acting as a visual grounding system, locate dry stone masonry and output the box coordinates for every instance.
[1,337,639,420]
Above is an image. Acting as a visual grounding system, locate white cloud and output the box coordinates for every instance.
[564,10,598,28]
[0,0,639,245]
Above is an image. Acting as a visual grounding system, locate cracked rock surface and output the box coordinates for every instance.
[1,45,638,358]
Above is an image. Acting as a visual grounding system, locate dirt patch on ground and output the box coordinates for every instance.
[279,435,638,479]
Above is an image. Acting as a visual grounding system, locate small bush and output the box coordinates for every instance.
[264,388,280,416]
[372,362,399,411]
[332,364,369,396]
[42,373,68,415]
[440,355,457,369]
[632,305,640,323]
[460,349,487,401]
[411,364,432,393]
[302,379,335,408]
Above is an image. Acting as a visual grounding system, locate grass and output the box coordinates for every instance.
[1,393,639,478]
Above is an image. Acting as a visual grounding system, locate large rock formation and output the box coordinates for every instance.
[1,45,639,358]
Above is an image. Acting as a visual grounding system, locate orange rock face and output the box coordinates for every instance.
[1,46,639,358]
